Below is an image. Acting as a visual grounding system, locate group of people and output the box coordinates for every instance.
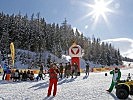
[2,67,35,82]
[54,61,90,79]
[63,62,79,78]
[47,61,90,97]
[1,60,90,81]
[11,69,35,81]
[47,62,78,97]
[47,63,122,97]
[50,61,88,79]
[1,62,47,82]
[1,60,121,96]
[47,62,80,79]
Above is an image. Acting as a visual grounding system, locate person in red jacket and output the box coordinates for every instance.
[47,63,59,97]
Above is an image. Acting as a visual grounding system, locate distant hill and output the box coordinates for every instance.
[102,38,133,63]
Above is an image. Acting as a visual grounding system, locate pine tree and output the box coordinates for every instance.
[0,12,128,66]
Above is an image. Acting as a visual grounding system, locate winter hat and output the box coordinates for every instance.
[115,67,118,70]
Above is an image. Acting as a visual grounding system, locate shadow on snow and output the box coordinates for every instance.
[83,75,89,79]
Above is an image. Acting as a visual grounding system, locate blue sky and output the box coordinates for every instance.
[0,0,133,40]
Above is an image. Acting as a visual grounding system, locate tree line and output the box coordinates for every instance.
[0,12,131,66]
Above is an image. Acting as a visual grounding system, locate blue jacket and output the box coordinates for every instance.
[3,64,8,71]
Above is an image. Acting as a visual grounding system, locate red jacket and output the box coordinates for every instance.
[49,68,58,79]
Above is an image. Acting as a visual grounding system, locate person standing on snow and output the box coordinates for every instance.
[2,62,8,80]
[59,63,64,78]
[39,63,44,73]
[106,67,121,92]
[47,63,59,97]
[75,63,78,76]
[71,63,76,78]
[38,70,44,80]
[64,63,67,78]
[86,63,90,76]
[66,62,71,78]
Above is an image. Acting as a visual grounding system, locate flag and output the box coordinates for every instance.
[10,42,15,66]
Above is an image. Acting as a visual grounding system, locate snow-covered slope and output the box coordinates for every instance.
[5,48,133,70]
[14,49,71,69]
[9,49,88,69]
[0,68,133,100]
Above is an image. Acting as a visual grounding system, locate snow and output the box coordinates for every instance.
[0,68,133,100]
[12,49,89,70]
[14,49,72,69]
[7,48,128,70]
[123,61,133,67]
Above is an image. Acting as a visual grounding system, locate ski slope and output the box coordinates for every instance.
[0,68,133,100]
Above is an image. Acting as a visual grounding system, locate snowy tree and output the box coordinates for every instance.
[0,12,127,66]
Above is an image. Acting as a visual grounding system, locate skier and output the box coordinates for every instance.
[86,63,90,76]
[47,63,59,97]
[106,67,121,93]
